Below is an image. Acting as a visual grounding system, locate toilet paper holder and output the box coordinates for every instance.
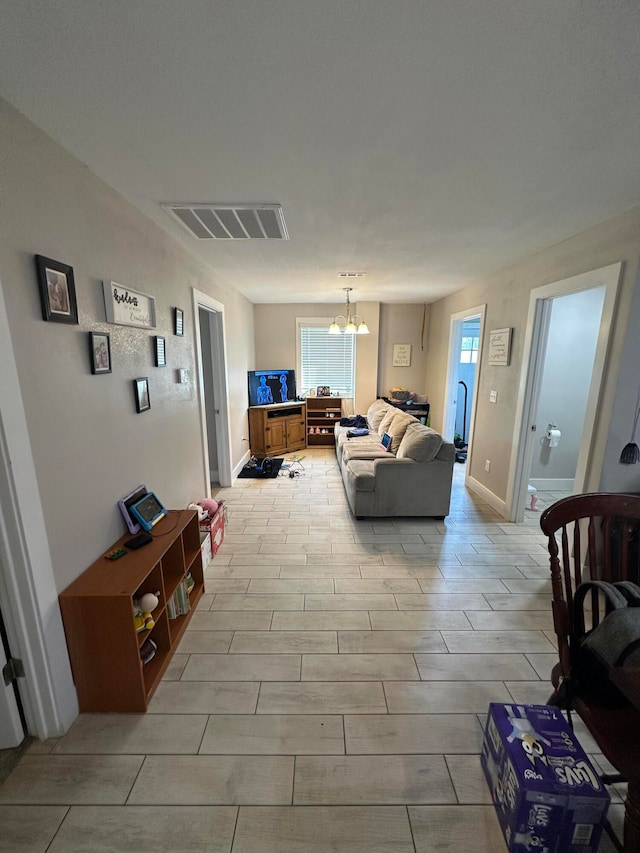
[545,423,562,447]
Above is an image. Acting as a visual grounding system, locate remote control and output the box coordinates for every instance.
[105,548,127,560]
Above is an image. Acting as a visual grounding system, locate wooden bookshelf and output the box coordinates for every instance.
[306,396,343,446]
[59,509,204,713]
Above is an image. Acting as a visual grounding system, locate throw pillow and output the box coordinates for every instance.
[396,422,443,462]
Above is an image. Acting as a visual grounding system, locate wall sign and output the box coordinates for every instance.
[488,327,512,366]
[103,281,157,329]
[392,344,412,367]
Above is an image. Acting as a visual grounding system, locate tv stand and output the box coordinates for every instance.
[248,402,306,456]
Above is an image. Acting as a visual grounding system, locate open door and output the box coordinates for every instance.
[506,264,622,521]
[443,304,486,476]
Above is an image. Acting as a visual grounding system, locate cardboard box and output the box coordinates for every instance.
[199,501,225,556]
[199,531,212,568]
[481,703,610,853]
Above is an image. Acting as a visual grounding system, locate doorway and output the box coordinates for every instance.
[192,290,232,490]
[507,263,622,521]
[443,305,486,475]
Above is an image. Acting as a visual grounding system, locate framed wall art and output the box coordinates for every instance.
[103,281,156,329]
[89,331,112,374]
[392,344,412,367]
[35,255,78,324]
[133,377,151,413]
[487,327,513,366]
[174,307,184,336]
[154,336,166,367]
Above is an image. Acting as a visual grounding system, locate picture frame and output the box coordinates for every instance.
[392,343,412,367]
[316,385,331,397]
[488,327,513,366]
[174,307,184,336]
[102,281,156,329]
[154,335,166,367]
[133,377,151,413]
[89,331,112,374]
[35,255,78,324]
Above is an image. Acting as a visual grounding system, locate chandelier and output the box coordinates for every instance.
[328,287,369,335]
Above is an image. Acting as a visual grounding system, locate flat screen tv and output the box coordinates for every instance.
[248,370,297,406]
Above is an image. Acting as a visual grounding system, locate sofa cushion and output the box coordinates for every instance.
[396,422,443,462]
[377,406,397,438]
[367,400,390,433]
[386,411,415,454]
[345,460,376,492]
[342,444,390,465]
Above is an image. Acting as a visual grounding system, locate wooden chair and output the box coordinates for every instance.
[540,492,640,853]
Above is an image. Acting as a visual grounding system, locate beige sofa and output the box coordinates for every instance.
[334,399,455,519]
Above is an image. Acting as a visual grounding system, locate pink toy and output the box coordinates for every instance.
[199,498,219,518]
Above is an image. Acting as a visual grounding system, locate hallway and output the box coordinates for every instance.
[0,450,623,851]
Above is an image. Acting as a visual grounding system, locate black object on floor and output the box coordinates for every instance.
[238,458,284,479]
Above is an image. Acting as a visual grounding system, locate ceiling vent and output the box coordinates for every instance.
[162,203,289,240]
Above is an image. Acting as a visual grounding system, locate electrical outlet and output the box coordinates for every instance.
[489,390,498,403]
[485,459,491,472]
[179,368,188,384]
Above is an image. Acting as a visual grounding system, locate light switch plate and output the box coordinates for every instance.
[489,390,498,403]
[179,368,188,384]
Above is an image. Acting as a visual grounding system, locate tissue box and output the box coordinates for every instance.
[200,501,226,556]
[481,703,609,853]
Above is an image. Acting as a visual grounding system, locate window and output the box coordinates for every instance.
[460,335,479,364]
[297,318,355,397]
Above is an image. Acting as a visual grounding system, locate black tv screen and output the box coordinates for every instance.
[248,370,297,406]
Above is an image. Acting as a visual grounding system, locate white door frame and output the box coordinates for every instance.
[443,304,486,481]
[0,275,77,742]
[192,289,232,490]
[505,263,622,521]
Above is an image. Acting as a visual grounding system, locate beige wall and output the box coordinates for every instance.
[0,98,254,592]
[378,303,429,400]
[426,207,640,504]
[255,300,435,413]
[254,301,381,413]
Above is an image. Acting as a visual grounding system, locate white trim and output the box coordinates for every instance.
[0,274,77,739]
[192,290,233,490]
[234,450,251,478]
[529,478,575,492]
[465,474,507,517]
[505,263,622,521]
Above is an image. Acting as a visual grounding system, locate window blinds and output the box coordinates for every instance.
[299,324,355,397]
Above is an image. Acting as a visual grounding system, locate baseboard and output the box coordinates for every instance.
[529,478,574,492]
[465,474,508,519]
[233,450,251,478]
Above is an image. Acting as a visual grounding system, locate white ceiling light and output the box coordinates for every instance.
[329,287,369,335]
[162,203,289,240]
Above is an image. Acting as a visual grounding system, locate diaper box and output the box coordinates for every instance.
[481,703,610,853]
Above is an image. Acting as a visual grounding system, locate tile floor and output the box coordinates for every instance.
[0,452,624,851]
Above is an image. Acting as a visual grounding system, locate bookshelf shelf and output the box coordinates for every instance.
[306,397,343,446]
[59,509,204,713]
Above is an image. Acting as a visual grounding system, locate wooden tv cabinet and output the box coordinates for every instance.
[59,509,204,713]
[248,402,306,456]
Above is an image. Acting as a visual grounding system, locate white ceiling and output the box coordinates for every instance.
[0,1,639,304]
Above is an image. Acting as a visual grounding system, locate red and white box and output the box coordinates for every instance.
[199,501,226,556]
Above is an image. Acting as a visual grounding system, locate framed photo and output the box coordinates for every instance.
[316,385,331,397]
[35,255,78,324]
[154,335,166,367]
[174,307,184,336]
[488,327,513,366]
[392,344,412,367]
[89,331,112,374]
[133,377,151,413]
[102,281,156,328]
